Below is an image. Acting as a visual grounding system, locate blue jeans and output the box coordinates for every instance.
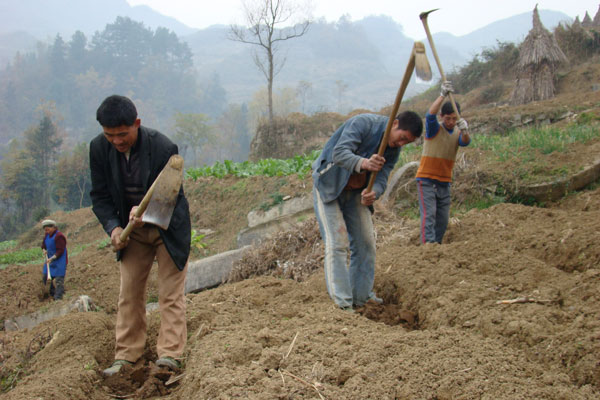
[313,187,377,308]
[417,180,451,244]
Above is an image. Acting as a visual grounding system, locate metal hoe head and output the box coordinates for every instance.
[141,155,184,230]
[419,8,439,21]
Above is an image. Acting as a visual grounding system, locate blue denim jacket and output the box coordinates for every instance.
[312,113,401,203]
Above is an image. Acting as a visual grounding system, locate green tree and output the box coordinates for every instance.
[216,104,251,162]
[49,34,67,75]
[24,112,63,208]
[52,143,91,210]
[48,34,69,105]
[90,17,153,86]
[68,31,88,75]
[173,113,216,166]
[200,72,228,119]
[0,140,42,226]
[151,27,193,71]
[73,67,116,138]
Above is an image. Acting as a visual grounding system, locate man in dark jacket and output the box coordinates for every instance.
[41,219,67,300]
[90,95,191,376]
[312,112,422,311]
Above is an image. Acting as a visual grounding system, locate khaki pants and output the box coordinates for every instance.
[115,225,187,362]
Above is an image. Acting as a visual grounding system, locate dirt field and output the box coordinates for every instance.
[1,62,600,399]
[1,175,600,399]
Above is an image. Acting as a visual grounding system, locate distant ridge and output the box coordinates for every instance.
[0,0,196,38]
[0,1,573,109]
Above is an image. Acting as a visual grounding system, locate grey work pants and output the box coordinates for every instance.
[417,180,451,244]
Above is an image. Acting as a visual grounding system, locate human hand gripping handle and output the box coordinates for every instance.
[361,189,377,206]
[420,10,462,119]
[457,118,468,131]
[440,81,454,97]
[360,154,385,206]
[111,205,146,251]
[361,154,385,172]
[117,176,160,246]
[111,227,127,251]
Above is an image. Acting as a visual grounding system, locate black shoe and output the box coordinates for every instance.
[156,356,181,370]
[102,360,133,377]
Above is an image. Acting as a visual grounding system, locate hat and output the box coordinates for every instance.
[42,219,57,228]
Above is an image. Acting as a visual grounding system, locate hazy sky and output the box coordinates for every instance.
[126,0,598,38]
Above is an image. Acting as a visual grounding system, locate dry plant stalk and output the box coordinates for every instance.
[281,369,326,400]
[283,332,299,361]
[496,296,554,305]
[192,323,205,341]
[165,373,186,386]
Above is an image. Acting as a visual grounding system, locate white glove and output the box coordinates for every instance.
[440,81,454,97]
[457,118,468,131]
[49,255,57,262]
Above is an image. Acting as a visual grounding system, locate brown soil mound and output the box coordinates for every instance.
[1,184,599,399]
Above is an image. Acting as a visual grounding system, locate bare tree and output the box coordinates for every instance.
[230,0,311,123]
[296,80,312,113]
[335,80,348,113]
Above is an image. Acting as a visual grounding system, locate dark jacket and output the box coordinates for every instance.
[312,113,401,203]
[89,126,191,270]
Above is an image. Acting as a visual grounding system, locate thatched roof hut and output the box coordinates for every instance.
[570,15,592,38]
[510,6,568,105]
[593,6,600,27]
[582,11,593,28]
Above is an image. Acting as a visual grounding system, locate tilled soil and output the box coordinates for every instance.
[1,85,600,397]
[1,184,599,399]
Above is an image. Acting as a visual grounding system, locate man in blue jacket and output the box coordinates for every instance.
[41,219,68,300]
[312,112,423,311]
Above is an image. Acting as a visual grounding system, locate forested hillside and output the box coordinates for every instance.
[0,17,223,141]
[0,17,249,240]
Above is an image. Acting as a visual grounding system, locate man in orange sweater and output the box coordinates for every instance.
[416,81,471,244]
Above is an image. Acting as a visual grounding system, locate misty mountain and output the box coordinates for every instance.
[186,17,410,112]
[0,1,573,113]
[0,0,195,39]
[185,10,570,112]
[0,31,38,67]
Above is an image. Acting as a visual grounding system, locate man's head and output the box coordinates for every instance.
[440,101,461,131]
[96,95,141,153]
[42,219,57,235]
[388,111,423,147]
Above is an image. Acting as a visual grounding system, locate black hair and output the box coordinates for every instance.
[395,111,423,138]
[96,95,138,127]
[441,101,460,116]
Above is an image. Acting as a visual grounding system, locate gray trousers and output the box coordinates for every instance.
[417,180,451,244]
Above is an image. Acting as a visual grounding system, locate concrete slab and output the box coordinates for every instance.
[4,295,96,331]
[381,161,419,204]
[247,195,312,227]
[237,209,314,247]
[185,246,251,293]
[516,157,600,202]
